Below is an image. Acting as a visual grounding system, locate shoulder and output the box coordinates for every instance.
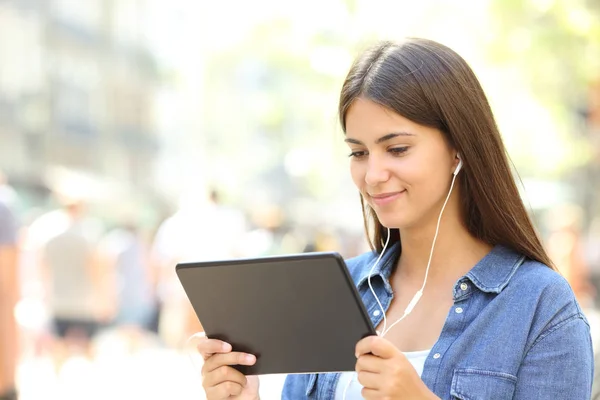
[512,259,576,300]
[509,260,593,386]
[509,258,587,327]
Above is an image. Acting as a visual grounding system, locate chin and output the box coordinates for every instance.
[374,213,410,230]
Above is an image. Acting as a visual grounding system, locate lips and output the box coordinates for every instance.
[369,190,406,206]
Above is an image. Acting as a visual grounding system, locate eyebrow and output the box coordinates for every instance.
[344,132,415,145]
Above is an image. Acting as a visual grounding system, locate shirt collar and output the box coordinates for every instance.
[356,242,526,295]
[464,245,526,293]
[357,242,400,290]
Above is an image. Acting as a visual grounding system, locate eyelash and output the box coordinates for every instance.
[390,146,409,155]
[348,151,367,158]
[348,147,409,159]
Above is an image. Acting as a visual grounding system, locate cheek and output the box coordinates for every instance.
[401,164,445,203]
[407,169,451,207]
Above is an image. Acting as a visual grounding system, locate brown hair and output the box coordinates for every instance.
[339,38,555,269]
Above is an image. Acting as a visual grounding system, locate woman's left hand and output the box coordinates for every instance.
[355,335,440,399]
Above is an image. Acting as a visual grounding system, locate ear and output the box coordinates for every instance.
[453,153,463,176]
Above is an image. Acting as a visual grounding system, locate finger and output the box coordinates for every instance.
[197,339,233,360]
[355,354,384,373]
[355,336,395,359]
[202,365,247,389]
[360,387,381,400]
[356,370,382,390]
[205,380,244,399]
[202,352,256,375]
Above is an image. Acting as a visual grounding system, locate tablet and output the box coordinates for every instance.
[175,252,376,375]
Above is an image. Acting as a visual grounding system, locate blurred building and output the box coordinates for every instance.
[0,0,160,206]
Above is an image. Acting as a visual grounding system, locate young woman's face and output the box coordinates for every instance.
[345,98,459,230]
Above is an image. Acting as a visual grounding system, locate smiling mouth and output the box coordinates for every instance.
[369,190,406,206]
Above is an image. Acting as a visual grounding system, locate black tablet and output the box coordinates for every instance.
[175,252,376,375]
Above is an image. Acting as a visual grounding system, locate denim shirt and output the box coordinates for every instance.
[282,244,593,399]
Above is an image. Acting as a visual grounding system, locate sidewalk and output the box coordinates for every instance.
[16,329,287,400]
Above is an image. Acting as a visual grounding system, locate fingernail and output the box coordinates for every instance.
[222,342,231,352]
[246,354,256,364]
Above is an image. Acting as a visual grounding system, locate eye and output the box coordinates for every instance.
[348,150,368,159]
[389,146,409,156]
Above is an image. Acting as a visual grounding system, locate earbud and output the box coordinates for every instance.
[453,153,463,176]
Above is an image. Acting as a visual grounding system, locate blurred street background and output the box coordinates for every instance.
[1,0,600,399]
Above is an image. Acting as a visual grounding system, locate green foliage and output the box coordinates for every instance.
[487,0,600,175]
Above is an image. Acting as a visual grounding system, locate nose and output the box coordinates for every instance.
[365,155,390,186]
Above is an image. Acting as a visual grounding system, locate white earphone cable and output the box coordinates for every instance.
[367,229,391,335]
[343,162,460,399]
[381,171,458,336]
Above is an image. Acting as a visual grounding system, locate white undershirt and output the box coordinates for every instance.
[333,349,431,400]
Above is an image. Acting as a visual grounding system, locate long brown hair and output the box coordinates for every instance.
[339,38,555,269]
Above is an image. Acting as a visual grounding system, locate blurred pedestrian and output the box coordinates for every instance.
[151,187,247,347]
[239,204,284,257]
[97,220,157,349]
[0,201,19,400]
[28,197,107,371]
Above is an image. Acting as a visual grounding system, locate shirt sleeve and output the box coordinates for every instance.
[513,314,593,399]
[0,202,17,246]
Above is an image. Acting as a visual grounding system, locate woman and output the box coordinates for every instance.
[195,38,594,399]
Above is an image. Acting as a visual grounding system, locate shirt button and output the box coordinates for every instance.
[373,310,381,317]
[433,353,441,359]
[460,283,468,291]
[455,307,463,314]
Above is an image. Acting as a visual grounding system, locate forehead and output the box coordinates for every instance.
[345,98,440,143]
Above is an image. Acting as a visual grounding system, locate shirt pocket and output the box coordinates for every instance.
[450,368,517,400]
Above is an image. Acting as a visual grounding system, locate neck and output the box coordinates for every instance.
[395,212,491,285]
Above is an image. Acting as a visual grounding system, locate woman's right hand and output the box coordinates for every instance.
[197,336,259,399]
